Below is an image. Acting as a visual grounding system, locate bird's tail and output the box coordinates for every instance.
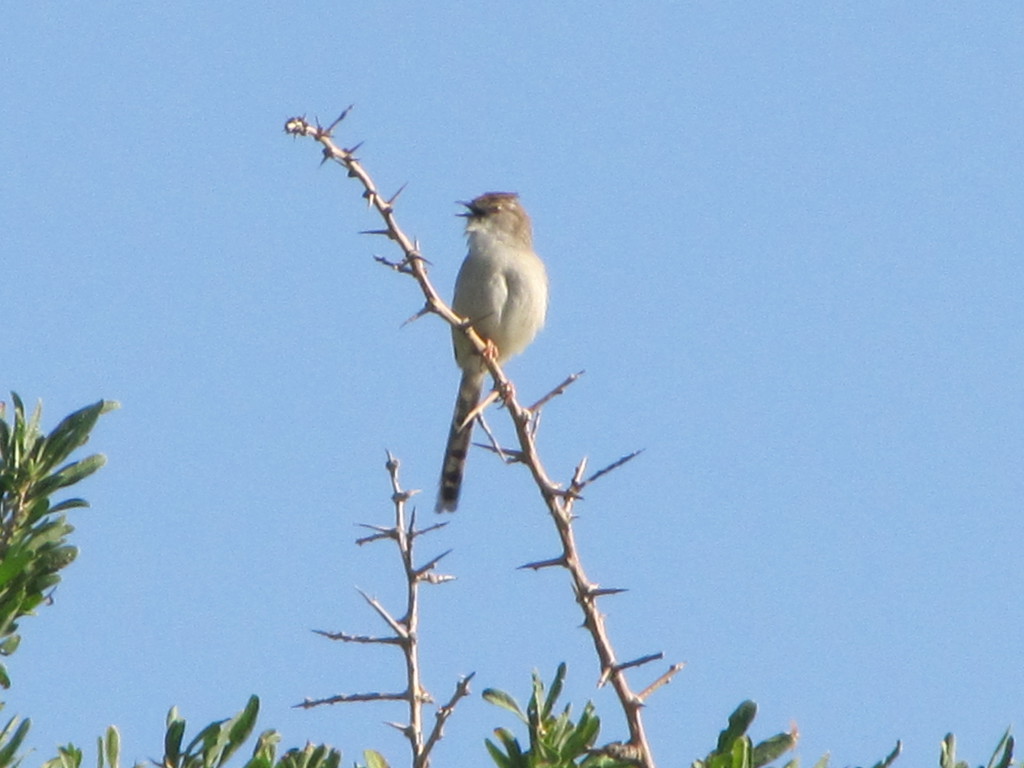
[436,371,485,512]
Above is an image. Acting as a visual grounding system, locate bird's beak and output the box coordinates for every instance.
[455,200,475,217]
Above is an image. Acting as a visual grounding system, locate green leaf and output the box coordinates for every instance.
[871,740,901,768]
[42,744,83,768]
[563,706,601,756]
[0,635,22,657]
[483,688,527,723]
[484,739,512,768]
[542,661,567,721]
[987,729,1013,768]
[31,454,107,500]
[102,726,120,768]
[183,719,225,766]
[717,701,758,753]
[752,730,796,767]
[220,696,259,767]
[248,729,279,764]
[37,400,111,474]
[731,736,752,768]
[0,549,34,590]
[0,716,30,768]
[48,499,90,514]
[362,750,389,768]
[492,728,523,762]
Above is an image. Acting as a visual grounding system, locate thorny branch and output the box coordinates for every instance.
[285,111,680,768]
[298,450,459,768]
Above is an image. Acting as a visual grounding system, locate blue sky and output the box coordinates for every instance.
[2,3,1022,767]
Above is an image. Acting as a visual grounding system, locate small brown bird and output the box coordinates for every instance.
[436,193,549,512]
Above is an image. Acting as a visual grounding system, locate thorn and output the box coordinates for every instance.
[391,487,421,504]
[589,586,628,597]
[355,531,394,546]
[346,140,365,154]
[359,229,394,237]
[356,523,394,534]
[401,306,432,328]
[384,721,416,738]
[327,105,354,133]
[388,182,409,205]
[571,457,589,488]
[473,442,525,463]
[356,589,407,637]
[414,549,453,578]
[518,556,566,570]
[614,652,664,673]
[409,520,449,539]
[583,449,644,486]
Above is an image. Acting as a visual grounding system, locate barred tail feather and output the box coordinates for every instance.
[436,371,484,512]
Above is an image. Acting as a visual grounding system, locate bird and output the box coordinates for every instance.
[436,192,549,512]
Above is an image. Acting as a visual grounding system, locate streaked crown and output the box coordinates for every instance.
[459,192,532,247]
